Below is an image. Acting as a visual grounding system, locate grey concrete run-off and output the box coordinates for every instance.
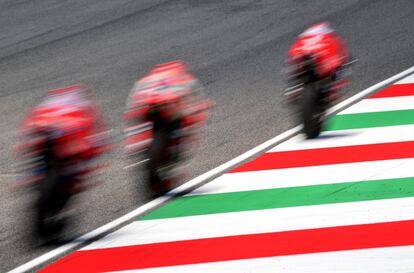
[1,0,414,271]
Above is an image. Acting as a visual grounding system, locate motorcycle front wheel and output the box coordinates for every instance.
[147,128,175,197]
[35,164,70,240]
[302,82,324,139]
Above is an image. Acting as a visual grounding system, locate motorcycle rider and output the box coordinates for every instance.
[285,22,351,103]
[124,60,212,197]
[17,84,110,240]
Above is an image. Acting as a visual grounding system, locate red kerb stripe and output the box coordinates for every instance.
[369,83,414,99]
[40,220,414,273]
[230,140,414,173]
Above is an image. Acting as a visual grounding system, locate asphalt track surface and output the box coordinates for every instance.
[1,0,413,271]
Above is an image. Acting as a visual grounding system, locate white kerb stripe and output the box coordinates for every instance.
[269,124,414,152]
[84,197,414,250]
[191,158,414,195]
[339,96,414,114]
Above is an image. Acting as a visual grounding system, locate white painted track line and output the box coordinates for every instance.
[396,73,414,84]
[7,66,414,273]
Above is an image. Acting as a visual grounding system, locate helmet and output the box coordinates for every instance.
[150,60,188,75]
[300,22,334,37]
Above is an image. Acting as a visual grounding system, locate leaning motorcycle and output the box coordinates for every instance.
[124,87,211,197]
[18,125,107,241]
[17,128,100,241]
[284,22,354,138]
[285,54,354,138]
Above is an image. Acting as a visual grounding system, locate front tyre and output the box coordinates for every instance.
[35,163,69,241]
[148,128,171,197]
[302,82,324,139]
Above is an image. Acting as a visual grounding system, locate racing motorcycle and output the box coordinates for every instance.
[124,79,211,197]
[284,23,353,138]
[18,129,98,240]
[17,85,109,240]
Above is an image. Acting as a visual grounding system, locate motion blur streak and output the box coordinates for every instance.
[124,60,213,197]
[15,84,110,242]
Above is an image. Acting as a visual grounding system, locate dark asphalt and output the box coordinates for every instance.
[1,0,414,271]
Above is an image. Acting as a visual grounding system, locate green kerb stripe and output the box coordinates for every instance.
[141,177,414,220]
[326,109,414,131]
